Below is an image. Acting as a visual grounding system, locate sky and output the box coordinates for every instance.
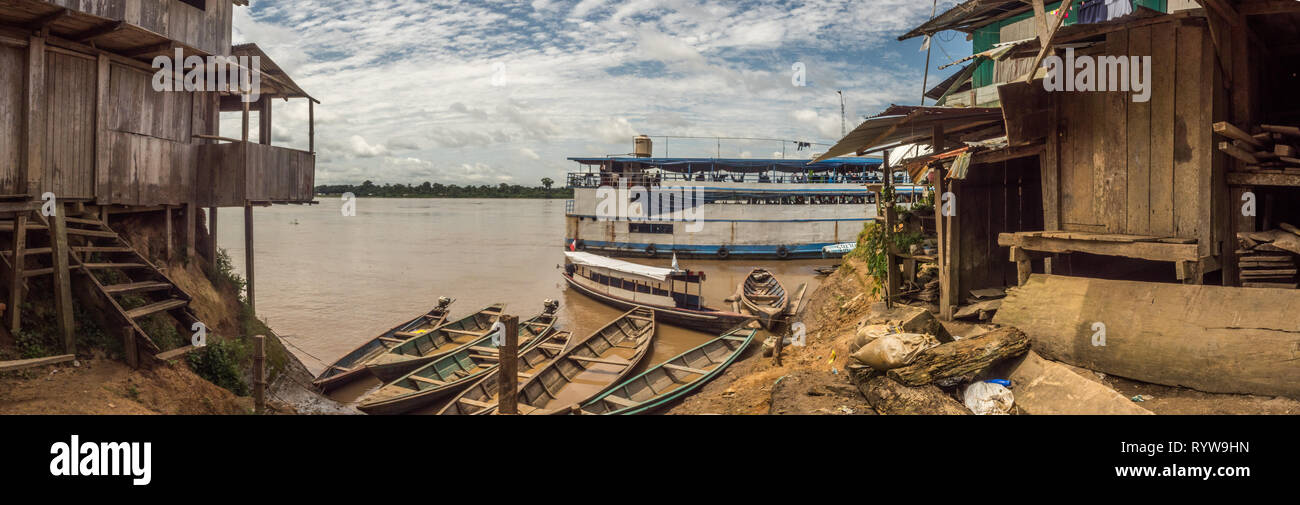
[228,0,971,186]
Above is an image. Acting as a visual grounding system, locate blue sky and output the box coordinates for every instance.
[230,0,970,186]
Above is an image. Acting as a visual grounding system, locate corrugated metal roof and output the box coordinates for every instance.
[812,105,1005,162]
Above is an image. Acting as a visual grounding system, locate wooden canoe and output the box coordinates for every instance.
[562,273,752,334]
[313,298,454,392]
[364,303,505,383]
[357,307,559,415]
[580,326,756,415]
[511,307,656,415]
[740,268,787,329]
[435,329,575,415]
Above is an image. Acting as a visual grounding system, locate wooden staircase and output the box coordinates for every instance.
[3,209,205,366]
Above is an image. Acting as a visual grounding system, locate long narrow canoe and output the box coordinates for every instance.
[740,268,787,329]
[512,307,656,415]
[357,306,559,415]
[364,303,505,383]
[313,298,454,392]
[580,326,757,415]
[435,329,575,415]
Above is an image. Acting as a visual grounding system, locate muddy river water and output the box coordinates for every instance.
[216,198,835,413]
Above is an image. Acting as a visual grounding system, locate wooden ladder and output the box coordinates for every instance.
[27,212,204,366]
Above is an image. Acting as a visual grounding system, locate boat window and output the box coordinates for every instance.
[629,223,674,234]
[636,283,651,294]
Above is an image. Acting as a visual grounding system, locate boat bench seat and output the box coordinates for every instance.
[459,398,494,408]
[663,363,709,375]
[602,395,639,408]
[409,375,445,386]
[569,355,631,367]
[468,346,499,354]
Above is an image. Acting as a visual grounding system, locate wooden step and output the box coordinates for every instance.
[0,222,47,231]
[0,247,52,257]
[124,299,188,319]
[23,265,83,277]
[65,228,119,238]
[64,217,105,226]
[102,281,173,295]
[72,246,134,254]
[0,354,75,372]
[82,262,149,270]
[155,345,199,362]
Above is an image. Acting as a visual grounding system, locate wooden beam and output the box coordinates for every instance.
[0,354,74,373]
[72,21,125,43]
[50,205,75,354]
[308,100,315,153]
[25,36,45,194]
[1213,122,1262,149]
[185,204,196,259]
[258,98,272,145]
[998,233,1199,262]
[7,213,26,333]
[1030,0,1050,45]
[1227,172,1300,187]
[95,54,109,203]
[121,41,175,58]
[208,207,218,269]
[1021,0,1074,84]
[254,335,265,414]
[26,8,69,32]
[163,206,173,260]
[1239,0,1300,15]
[497,315,519,415]
[244,205,255,315]
[241,99,250,142]
[1218,141,1259,164]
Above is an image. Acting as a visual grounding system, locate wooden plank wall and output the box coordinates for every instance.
[957,155,1044,295]
[244,142,315,203]
[44,51,96,199]
[103,61,197,206]
[48,0,234,56]
[0,43,23,196]
[1052,19,1219,243]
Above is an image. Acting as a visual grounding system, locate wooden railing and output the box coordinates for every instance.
[196,141,315,207]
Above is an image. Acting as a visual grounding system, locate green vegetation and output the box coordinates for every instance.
[186,338,249,396]
[315,180,573,199]
[845,221,926,296]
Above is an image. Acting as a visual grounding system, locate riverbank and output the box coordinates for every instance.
[0,211,347,415]
[663,257,1300,415]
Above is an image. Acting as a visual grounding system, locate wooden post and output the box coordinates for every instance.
[772,325,786,366]
[208,206,218,269]
[882,151,898,308]
[163,206,172,260]
[308,99,315,153]
[184,203,196,259]
[123,326,138,369]
[244,205,255,314]
[258,98,272,146]
[7,213,26,333]
[50,204,75,354]
[497,315,519,415]
[253,335,266,414]
[241,98,250,143]
[24,36,45,194]
[1011,246,1032,286]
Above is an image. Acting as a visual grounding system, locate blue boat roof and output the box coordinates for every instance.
[568,157,884,173]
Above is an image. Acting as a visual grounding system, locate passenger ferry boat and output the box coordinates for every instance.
[564,137,924,259]
[561,251,753,333]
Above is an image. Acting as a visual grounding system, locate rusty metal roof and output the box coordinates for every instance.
[812,105,1006,162]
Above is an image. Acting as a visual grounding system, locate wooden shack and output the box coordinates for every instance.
[0,0,317,366]
[818,1,1300,320]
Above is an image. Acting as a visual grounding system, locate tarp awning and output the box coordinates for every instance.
[564,252,676,281]
[812,105,1005,162]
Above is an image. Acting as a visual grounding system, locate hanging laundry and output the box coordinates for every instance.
[1076,0,1133,25]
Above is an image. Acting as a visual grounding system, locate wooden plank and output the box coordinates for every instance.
[7,213,25,332]
[50,205,74,354]
[662,363,709,375]
[1172,23,1205,240]
[602,394,639,408]
[0,354,74,372]
[569,355,631,367]
[994,275,1300,398]
[25,36,44,194]
[1148,21,1176,236]
[497,314,519,415]
[998,232,1199,262]
[244,205,255,315]
[409,375,445,386]
[124,299,187,319]
[1101,29,1127,234]
[1042,97,1059,230]
[1213,122,1263,149]
[1126,25,1151,235]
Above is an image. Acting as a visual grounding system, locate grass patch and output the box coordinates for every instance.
[186,338,250,396]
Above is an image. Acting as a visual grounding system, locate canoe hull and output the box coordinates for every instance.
[366,355,436,383]
[314,301,454,392]
[583,328,756,415]
[563,273,750,333]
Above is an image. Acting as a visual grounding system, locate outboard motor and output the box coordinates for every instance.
[437,296,452,308]
[543,299,560,314]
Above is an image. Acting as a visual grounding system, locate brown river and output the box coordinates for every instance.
[216,198,835,413]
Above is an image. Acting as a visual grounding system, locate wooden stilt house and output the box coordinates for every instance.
[0,0,317,367]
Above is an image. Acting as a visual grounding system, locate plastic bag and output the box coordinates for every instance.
[963,381,1014,415]
[850,333,939,371]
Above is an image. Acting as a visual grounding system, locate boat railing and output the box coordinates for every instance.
[565,199,575,214]
[566,171,898,188]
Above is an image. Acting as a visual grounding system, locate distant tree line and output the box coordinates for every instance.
[315,178,572,199]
